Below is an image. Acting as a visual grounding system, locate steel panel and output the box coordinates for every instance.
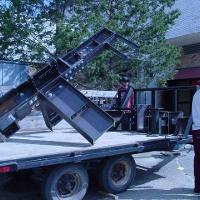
[39,77,114,144]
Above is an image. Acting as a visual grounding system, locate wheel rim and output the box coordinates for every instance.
[56,173,82,198]
[110,160,131,186]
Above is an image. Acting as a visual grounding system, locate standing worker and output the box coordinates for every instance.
[116,75,135,111]
[192,84,200,193]
[116,75,135,130]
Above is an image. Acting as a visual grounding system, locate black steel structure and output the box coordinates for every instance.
[0,28,139,144]
[134,86,195,137]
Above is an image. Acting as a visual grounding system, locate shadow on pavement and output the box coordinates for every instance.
[0,175,42,200]
[134,154,178,185]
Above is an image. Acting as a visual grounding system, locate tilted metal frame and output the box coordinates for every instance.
[0,28,139,144]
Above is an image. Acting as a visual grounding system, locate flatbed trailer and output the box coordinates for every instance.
[0,128,189,200]
[0,28,193,200]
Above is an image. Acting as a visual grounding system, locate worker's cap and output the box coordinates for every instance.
[120,76,130,83]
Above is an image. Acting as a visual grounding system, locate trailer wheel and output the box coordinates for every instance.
[99,155,136,194]
[43,164,88,200]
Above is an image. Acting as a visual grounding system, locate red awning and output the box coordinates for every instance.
[174,67,200,80]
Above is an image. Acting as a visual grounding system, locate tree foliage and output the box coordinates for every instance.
[0,0,181,89]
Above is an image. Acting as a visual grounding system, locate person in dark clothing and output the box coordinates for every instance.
[116,76,134,111]
[192,85,200,193]
[116,76,134,130]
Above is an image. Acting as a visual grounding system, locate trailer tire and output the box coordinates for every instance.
[43,164,88,200]
[98,155,136,194]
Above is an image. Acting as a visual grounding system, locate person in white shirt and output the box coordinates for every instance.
[192,86,200,193]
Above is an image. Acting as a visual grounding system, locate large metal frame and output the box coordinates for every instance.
[134,86,195,109]
[0,28,139,143]
[134,86,195,135]
[104,85,195,137]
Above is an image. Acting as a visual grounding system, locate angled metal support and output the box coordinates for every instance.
[120,83,135,109]
[183,115,192,139]
[106,33,139,59]
[38,77,114,144]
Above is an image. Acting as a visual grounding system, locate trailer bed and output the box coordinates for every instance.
[0,128,180,170]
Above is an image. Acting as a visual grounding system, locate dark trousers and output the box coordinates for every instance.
[192,130,200,192]
[121,113,132,130]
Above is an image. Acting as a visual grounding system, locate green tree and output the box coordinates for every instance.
[0,0,181,89]
[0,0,54,62]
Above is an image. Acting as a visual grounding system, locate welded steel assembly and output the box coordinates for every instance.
[0,28,139,144]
